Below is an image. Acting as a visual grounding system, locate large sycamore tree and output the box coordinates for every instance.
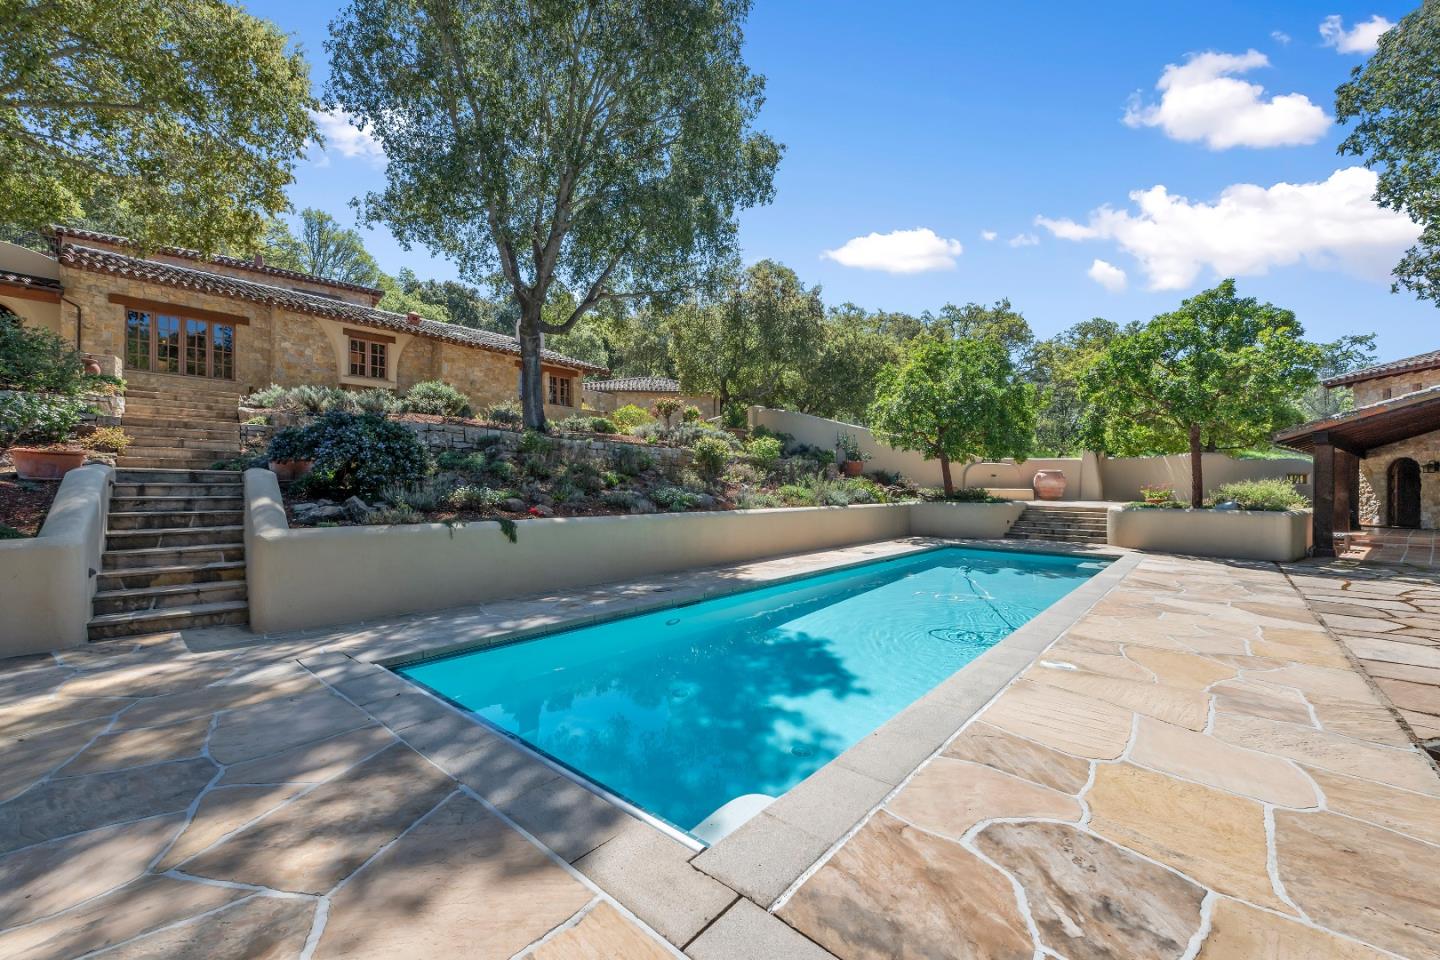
[0,0,316,252]
[1336,1,1440,302]
[1080,280,1322,508]
[868,337,1036,496]
[326,0,781,429]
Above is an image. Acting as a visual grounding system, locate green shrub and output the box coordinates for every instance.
[650,485,701,511]
[590,417,617,434]
[632,421,739,449]
[681,404,702,424]
[354,388,403,415]
[0,315,88,395]
[382,478,452,512]
[613,445,655,476]
[447,484,507,510]
[243,415,270,426]
[518,429,558,478]
[0,394,88,447]
[1209,478,1309,511]
[602,489,640,509]
[1138,483,1177,507]
[302,411,431,499]
[652,396,683,427]
[0,524,25,540]
[486,400,523,425]
[404,380,472,417]
[691,435,732,484]
[80,426,131,454]
[367,505,424,525]
[744,435,783,473]
[721,402,748,429]
[610,403,652,432]
[485,458,517,483]
[563,459,606,494]
[241,384,289,408]
[265,426,313,462]
[776,483,818,506]
[737,490,783,509]
[286,384,351,414]
[922,486,1007,503]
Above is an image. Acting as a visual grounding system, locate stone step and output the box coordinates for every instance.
[113,468,245,484]
[1009,521,1109,532]
[113,482,243,498]
[106,525,245,550]
[115,455,240,471]
[108,510,244,532]
[110,495,243,513]
[1019,509,1111,519]
[88,600,249,641]
[102,543,246,570]
[1006,530,1107,544]
[92,580,248,616]
[98,561,247,592]
[124,438,243,455]
[121,414,241,431]
[123,386,244,401]
[121,424,241,442]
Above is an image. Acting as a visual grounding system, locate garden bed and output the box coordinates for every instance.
[0,466,60,538]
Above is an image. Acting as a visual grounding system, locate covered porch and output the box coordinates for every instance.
[1275,385,1440,558]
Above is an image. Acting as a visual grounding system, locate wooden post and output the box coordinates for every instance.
[1334,449,1358,534]
[1313,440,1336,558]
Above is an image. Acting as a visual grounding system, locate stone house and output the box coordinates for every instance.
[1319,350,1440,530]
[0,228,603,421]
[581,376,719,420]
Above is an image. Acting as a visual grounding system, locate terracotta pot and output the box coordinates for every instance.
[842,459,865,477]
[1032,469,1068,500]
[10,447,87,480]
[82,357,103,375]
[269,459,314,483]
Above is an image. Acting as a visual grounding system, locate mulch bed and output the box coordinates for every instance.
[0,466,61,538]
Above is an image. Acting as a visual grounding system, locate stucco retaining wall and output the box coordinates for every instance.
[1107,506,1311,562]
[0,464,112,655]
[909,501,1027,539]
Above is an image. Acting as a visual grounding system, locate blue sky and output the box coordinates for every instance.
[243,0,1429,361]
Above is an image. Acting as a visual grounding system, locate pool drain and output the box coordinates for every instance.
[928,627,992,646]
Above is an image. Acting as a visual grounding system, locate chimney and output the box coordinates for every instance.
[252,253,265,268]
[406,311,422,327]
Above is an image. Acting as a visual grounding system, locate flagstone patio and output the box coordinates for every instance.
[1,542,1437,959]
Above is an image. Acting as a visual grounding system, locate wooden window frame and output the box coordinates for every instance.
[348,334,388,380]
[124,307,236,380]
[548,374,573,406]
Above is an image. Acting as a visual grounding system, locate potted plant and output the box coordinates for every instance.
[836,432,870,477]
[266,425,316,482]
[0,393,90,480]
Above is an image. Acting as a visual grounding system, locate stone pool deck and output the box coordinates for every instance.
[1,539,1438,959]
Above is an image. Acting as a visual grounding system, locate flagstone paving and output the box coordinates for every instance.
[0,545,1437,958]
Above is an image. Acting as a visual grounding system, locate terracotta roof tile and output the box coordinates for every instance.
[0,269,61,291]
[50,225,385,297]
[57,242,606,373]
[584,376,683,393]
[1324,349,1440,388]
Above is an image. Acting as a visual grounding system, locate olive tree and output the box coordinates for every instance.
[326,0,780,429]
[868,337,1036,496]
[0,0,315,252]
[1080,281,1322,507]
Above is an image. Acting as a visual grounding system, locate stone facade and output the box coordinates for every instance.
[1359,430,1440,530]
[1353,370,1440,406]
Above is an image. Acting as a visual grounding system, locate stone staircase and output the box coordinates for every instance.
[1004,504,1110,545]
[88,468,249,640]
[117,376,243,471]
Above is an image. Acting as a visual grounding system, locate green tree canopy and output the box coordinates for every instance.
[261,209,381,286]
[0,0,316,252]
[1336,2,1439,301]
[326,0,781,429]
[788,304,904,423]
[1029,317,1120,455]
[1079,280,1323,506]
[868,337,1036,495]
[1298,332,1379,421]
[668,260,822,412]
[923,300,1036,362]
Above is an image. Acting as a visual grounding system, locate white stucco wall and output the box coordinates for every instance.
[1107,507,1311,562]
[0,464,112,655]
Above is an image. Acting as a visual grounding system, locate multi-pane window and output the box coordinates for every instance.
[548,374,572,406]
[349,337,387,379]
[124,308,234,379]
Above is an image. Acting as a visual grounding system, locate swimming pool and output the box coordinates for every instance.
[398,546,1108,844]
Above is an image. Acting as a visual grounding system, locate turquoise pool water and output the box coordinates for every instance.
[398,547,1106,841]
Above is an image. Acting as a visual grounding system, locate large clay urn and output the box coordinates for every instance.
[1032,469,1068,501]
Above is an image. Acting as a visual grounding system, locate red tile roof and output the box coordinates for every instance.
[584,376,683,393]
[50,226,385,298]
[57,242,607,374]
[0,269,61,292]
[1324,349,1440,388]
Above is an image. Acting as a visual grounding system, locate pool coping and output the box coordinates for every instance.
[299,537,1139,924]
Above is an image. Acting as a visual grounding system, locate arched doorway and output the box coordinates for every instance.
[1387,458,1422,528]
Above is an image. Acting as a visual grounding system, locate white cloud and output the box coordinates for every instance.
[1036,166,1419,290]
[981,230,998,241]
[822,228,963,274]
[1088,259,1128,292]
[309,108,385,166]
[1008,233,1039,247]
[1123,50,1330,149]
[1271,30,1292,45]
[1319,14,1393,54]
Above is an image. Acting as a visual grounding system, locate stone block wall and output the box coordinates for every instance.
[1359,430,1440,529]
[1353,370,1440,406]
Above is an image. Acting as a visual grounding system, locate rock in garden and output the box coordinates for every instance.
[630,498,657,515]
[342,496,370,519]
[503,498,526,512]
[530,504,554,517]
[314,505,346,521]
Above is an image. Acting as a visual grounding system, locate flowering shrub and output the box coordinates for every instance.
[0,394,87,448]
[1138,483,1177,506]
[278,411,430,499]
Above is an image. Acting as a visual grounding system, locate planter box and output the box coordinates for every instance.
[1107,506,1311,562]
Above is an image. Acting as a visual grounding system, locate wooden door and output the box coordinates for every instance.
[1388,458,1422,528]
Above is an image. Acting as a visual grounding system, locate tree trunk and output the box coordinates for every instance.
[1188,423,1204,508]
[517,310,547,431]
[939,453,954,497]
